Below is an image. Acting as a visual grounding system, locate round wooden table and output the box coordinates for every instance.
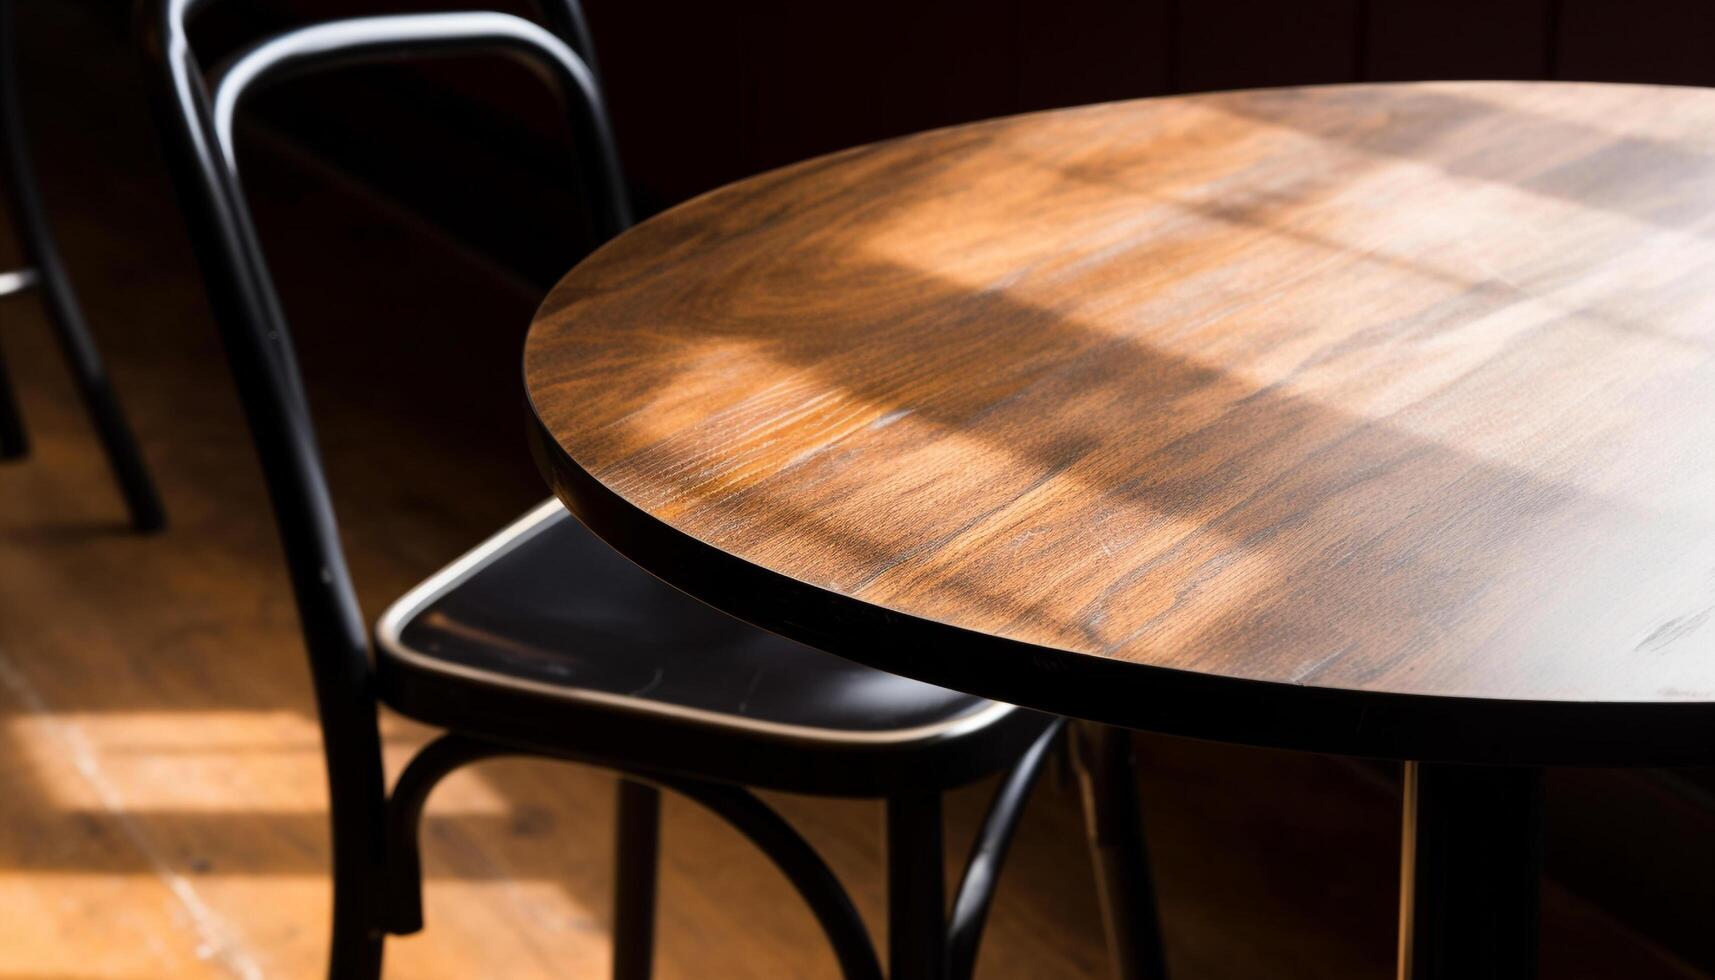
[525,82,1715,979]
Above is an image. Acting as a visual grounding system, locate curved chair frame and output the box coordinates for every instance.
[0,0,164,529]
[136,3,1140,978]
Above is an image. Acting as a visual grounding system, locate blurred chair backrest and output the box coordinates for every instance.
[135,0,629,915]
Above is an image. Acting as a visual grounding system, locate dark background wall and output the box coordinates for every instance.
[187,0,1715,285]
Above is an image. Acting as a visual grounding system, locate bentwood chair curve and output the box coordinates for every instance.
[134,2,1136,978]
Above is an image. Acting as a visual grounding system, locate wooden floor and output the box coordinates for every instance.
[0,4,1705,978]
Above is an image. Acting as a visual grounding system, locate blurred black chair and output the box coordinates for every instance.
[0,0,164,530]
[137,2,1166,978]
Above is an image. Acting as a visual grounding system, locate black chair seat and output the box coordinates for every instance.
[376,501,1038,794]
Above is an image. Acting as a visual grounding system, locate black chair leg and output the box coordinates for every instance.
[0,0,164,530]
[41,293,167,531]
[948,718,1066,980]
[651,775,882,980]
[328,900,385,980]
[1072,722,1169,980]
[0,331,25,458]
[384,737,884,979]
[613,778,660,980]
[27,248,165,530]
[383,734,512,936]
[885,792,947,980]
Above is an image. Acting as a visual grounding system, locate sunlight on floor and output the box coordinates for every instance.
[6,710,510,814]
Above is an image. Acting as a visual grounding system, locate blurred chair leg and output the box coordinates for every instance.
[1072,722,1169,980]
[0,0,164,529]
[0,329,25,458]
[35,270,167,531]
[327,898,385,980]
[613,778,660,980]
[947,718,1066,980]
[652,776,882,980]
[886,792,948,980]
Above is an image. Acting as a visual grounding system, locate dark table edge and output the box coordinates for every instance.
[526,409,1715,768]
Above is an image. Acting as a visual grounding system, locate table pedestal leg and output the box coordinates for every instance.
[1072,722,1169,980]
[1397,762,1544,980]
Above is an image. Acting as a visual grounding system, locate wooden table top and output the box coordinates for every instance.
[526,82,1715,763]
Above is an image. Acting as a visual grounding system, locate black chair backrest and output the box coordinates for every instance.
[136,0,629,904]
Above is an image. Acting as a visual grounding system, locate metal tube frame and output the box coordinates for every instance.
[0,0,165,528]
[378,734,885,979]
[947,717,1065,980]
[658,772,887,980]
[380,725,1074,980]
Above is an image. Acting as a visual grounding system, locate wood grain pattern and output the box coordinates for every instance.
[527,82,1715,725]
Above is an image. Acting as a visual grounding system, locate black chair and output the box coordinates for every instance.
[137,2,1167,978]
[0,0,164,530]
